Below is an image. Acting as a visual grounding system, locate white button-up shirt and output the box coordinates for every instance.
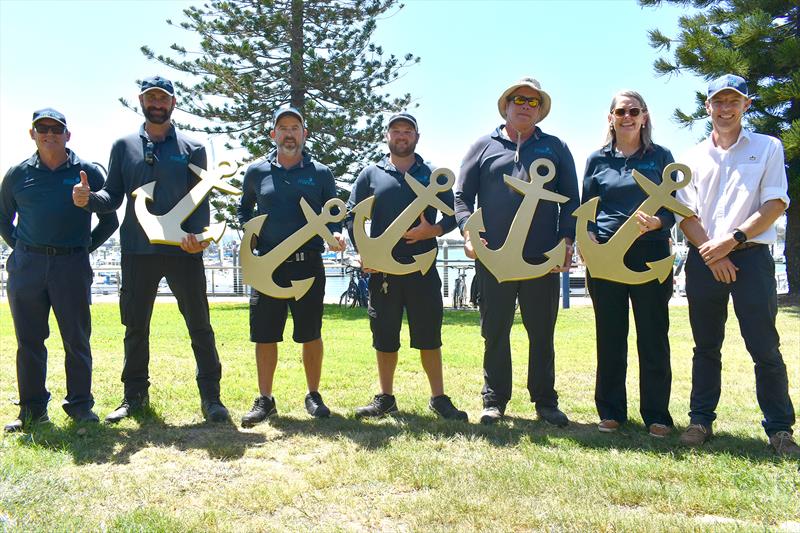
[677,129,789,244]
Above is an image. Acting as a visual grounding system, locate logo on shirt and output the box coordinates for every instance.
[533,147,554,156]
[297,177,314,186]
[636,161,657,171]
[64,176,80,185]
[170,154,189,163]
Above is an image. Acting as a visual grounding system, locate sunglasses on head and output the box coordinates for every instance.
[144,141,155,165]
[508,95,541,108]
[34,124,66,135]
[612,107,643,117]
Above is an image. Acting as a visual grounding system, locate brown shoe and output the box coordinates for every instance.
[649,423,672,438]
[769,431,800,458]
[680,424,712,447]
[598,419,620,433]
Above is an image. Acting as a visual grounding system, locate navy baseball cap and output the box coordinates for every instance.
[273,106,304,126]
[140,76,175,96]
[707,74,749,100]
[32,108,67,127]
[387,112,418,132]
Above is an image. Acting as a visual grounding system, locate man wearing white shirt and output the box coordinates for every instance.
[676,74,797,456]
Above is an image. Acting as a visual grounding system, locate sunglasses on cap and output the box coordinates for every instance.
[144,141,156,165]
[612,107,643,117]
[34,124,66,135]
[508,95,541,108]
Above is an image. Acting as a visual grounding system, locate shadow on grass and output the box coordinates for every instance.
[13,408,789,467]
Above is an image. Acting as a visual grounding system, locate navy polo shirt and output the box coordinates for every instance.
[87,124,208,255]
[237,151,340,254]
[0,149,118,251]
[581,143,676,243]
[345,153,456,259]
[455,126,580,259]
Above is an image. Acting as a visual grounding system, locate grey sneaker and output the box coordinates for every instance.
[480,406,504,425]
[201,399,230,423]
[355,394,398,418]
[536,405,569,427]
[429,395,468,421]
[4,409,49,433]
[305,391,331,418]
[680,423,712,447]
[105,394,149,424]
[241,396,277,427]
[769,431,800,458]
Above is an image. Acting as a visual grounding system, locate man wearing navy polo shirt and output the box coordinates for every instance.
[455,77,580,426]
[1,108,118,432]
[346,113,467,421]
[676,74,798,456]
[237,106,345,426]
[73,76,229,423]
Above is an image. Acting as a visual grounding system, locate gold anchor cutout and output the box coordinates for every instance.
[241,198,347,300]
[464,158,569,282]
[132,161,241,245]
[351,168,455,275]
[573,162,694,284]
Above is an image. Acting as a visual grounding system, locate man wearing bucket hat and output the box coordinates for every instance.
[1,108,118,432]
[73,75,229,424]
[346,112,467,421]
[675,74,798,456]
[454,77,579,426]
[237,105,345,426]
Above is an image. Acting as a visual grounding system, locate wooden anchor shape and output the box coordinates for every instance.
[573,162,694,284]
[351,168,455,275]
[241,197,347,300]
[132,161,241,245]
[464,158,569,282]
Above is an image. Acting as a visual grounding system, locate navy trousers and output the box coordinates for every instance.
[6,246,93,415]
[685,244,795,436]
[118,253,221,401]
[476,261,560,410]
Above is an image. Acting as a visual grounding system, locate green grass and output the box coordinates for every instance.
[1,300,799,532]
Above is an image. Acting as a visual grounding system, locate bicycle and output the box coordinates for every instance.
[449,264,473,309]
[339,266,369,308]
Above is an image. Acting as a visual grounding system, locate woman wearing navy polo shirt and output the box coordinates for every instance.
[581,91,675,438]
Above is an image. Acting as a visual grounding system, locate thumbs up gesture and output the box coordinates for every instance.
[73,170,90,207]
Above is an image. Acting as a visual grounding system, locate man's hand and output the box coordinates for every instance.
[635,211,662,234]
[352,254,379,274]
[698,236,737,266]
[73,170,90,207]
[403,214,440,244]
[463,230,487,260]
[552,240,574,273]
[180,233,210,254]
[708,256,739,283]
[329,232,346,252]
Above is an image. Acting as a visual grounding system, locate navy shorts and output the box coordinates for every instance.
[367,268,443,352]
[249,257,325,343]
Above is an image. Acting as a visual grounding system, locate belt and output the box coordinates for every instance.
[732,242,763,252]
[21,244,86,256]
[284,251,320,263]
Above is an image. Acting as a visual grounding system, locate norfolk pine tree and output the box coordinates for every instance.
[640,0,800,296]
[135,0,419,230]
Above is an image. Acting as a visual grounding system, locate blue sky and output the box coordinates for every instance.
[1,0,707,184]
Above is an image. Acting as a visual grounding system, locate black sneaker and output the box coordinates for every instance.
[355,393,398,418]
[536,405,569,427]
[429,395,468,421]
[4,409,49,433]
[305,391,331,418]
[105,394,149,424]
[201,399,230,423]
[479,406,504,425]
[241,396,277,427]
[69,408,100,424]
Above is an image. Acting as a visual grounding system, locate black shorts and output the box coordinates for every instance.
[249,257,325,343]
[367,268,443,352]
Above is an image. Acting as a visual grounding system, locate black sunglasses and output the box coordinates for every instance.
[612,107,643,117]
[144,141,155,165]
[34,124,66,135]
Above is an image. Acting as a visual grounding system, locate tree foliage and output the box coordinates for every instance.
[640,0,800,295]
[131,0,419,230]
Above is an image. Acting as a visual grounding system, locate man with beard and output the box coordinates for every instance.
[455,77,579,426]
[346,113,467,421]
[238,106,345,426]
[73,76,228,423]
[1,108,118,432]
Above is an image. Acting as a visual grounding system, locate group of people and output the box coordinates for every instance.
[1,73,796,457]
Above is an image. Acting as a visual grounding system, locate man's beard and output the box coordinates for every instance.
[388,139,416,158]
[278,137,304,156]
[144,106,173,125]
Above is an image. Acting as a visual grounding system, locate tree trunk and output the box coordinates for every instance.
[786,5,800,296]
[289,0,304,110]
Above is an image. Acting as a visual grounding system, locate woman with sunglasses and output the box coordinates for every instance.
[581,90,675,438]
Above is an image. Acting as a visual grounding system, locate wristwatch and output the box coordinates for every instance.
[732,228,748,244]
